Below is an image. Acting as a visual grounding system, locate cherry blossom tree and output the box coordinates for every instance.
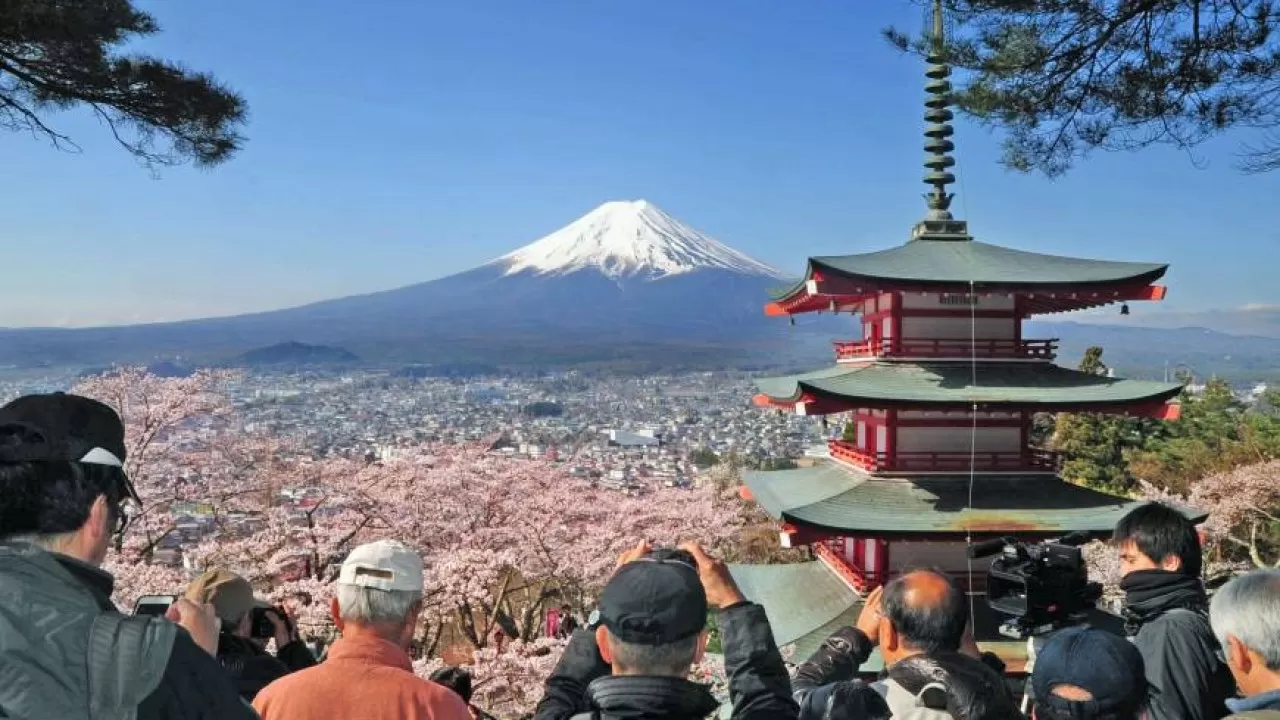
[73,367,750,718]
[1185,460,1280,568]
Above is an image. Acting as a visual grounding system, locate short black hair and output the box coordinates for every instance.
[0,424,126,539]
[1113,502,1202,578]
[881,570,967,655]
[429,666,473,703]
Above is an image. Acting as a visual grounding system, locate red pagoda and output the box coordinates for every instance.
[738,2,1183,609]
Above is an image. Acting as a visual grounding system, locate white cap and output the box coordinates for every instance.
[338,540,424,592]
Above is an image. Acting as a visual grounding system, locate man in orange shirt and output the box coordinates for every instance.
[253,540,470,720]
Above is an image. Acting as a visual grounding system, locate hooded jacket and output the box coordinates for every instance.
[1122,570,1235,720]
[533,602,797,720]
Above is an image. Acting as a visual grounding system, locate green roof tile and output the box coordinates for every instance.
[744,463,1207,536]
[803,239,1165,290]
[728,562,859,648]
[755,362,1182,408]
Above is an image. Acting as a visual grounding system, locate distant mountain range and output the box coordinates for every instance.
[233,342,359,367]
[1,200,1277,381]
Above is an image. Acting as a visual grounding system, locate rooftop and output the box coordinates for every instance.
[754,361,1182,411]
[742,461,1205,538]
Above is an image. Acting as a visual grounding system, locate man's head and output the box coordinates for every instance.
[876,569,967,666]
[1113,502,1202,578]
[0,393,139,565]
[329,540,425,650]
[1209,569,1280,697]
[186,567,257,637]
[593,548,709,677]
[1031,626,1147,720]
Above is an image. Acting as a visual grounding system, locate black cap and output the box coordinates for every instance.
[1032,626,1146,716]
[596,551,707,645]
[0,393,136,501]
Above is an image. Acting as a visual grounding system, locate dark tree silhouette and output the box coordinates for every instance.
[1,0,246,167]
[887,1,1280,175]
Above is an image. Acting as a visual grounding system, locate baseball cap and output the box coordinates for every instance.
[1032,626,1147,716]
[186,568,256,625]
[595,550,708,645]
[0,393,138,503]
[338,540,424,592]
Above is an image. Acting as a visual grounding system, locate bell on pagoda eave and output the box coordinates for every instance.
[1120,303,1131,315]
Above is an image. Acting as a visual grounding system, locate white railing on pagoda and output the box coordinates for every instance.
[827,439,1059,474]
[833,337,1058,361]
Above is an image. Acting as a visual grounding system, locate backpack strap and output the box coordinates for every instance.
[86,613,177,720]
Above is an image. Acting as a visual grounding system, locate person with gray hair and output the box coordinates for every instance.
[1209,569,1280,718]
[252,540,470,720]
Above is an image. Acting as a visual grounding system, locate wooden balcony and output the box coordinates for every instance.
[833,338,1058,362]
[828,439,1060,474]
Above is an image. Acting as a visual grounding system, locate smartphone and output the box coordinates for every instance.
[250,605,278,639]
[133,594,177,617]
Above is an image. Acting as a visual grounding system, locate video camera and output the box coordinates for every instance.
[967,531,1102,639]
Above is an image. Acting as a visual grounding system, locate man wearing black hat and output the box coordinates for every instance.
[534,540,798,720]
[0,393,258,720]
[1030,626,1149,720]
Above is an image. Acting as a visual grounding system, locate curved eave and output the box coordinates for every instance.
[744,464,1208,538]
[753,362,1183,413]
[766,245,1169,317]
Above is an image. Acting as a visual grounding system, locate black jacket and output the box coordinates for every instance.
[217,632,317,701]
[1124,576,1235,720]
[793,626,1017,720]
[534,602,799,720]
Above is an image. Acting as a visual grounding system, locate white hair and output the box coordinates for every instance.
[1210,569,1280,670]
[605,629,700,677]
[335,584,423,626]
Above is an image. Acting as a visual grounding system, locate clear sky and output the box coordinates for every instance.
[3,0,1275,328]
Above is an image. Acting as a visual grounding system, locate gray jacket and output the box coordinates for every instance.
[0,541,256,720]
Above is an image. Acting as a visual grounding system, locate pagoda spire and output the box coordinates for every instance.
[911,0,971,242]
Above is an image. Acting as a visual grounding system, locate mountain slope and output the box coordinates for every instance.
[498,200,782,279]
[0,200,804,369]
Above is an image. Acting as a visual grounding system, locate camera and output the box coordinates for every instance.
[643,547,697,566]
[967,531,1102,639]
[250,605,286,640]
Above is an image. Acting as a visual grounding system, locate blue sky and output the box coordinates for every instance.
[2,0,1275,327]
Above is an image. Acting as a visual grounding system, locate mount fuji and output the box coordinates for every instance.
[0,201,820,369]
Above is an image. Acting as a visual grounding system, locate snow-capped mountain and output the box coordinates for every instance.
[498,200,783,280]
[0,201,815,369]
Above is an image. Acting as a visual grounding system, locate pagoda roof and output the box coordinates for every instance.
[755,361,1182,411]
[773,239,1167,297]
[744,462,1206,538]
[727,561,859,656]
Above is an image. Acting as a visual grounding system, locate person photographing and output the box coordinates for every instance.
[535,540,798,720]
[185,567,316,702]
[0,393,255,720]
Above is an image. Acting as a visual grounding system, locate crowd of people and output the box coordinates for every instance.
[1,392,1278,720]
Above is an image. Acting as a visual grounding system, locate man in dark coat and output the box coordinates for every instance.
[792,571,1018,720]
[1115,502,1235,720]
[534,541,798,720]
[185,568,317,702]
[0,393,257,720]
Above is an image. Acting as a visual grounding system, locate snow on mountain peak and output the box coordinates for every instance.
[498,200,784,280]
